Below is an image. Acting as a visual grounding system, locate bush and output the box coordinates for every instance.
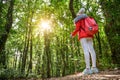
[0,68,21,79]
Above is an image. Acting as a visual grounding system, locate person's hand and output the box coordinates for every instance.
[70,34,73,38]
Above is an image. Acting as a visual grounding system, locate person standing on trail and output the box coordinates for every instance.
[70,8,99,75]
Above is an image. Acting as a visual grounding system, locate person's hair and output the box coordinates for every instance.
[77,8,85,15]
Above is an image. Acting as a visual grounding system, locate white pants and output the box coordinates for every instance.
[80,38,96,68]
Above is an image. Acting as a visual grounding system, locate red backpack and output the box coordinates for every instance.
[83,17,98,35]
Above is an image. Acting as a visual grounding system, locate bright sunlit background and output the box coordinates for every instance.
[34,19,52,37]
[40,20,51,31]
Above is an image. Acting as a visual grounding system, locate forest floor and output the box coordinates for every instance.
[46,69,120,80]
[17,69,120,80]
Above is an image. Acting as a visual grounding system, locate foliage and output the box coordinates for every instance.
[0,0,119,79]
[0,68,19,79]
[99,0,120,66]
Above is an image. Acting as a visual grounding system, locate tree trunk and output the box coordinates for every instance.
[21,27,30,74]
[100,0,120,66]
[0,0,15,68]
[69,0,76,19]
[44,31,51,78]
[27,31,33,75]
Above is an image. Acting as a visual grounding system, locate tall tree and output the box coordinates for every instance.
[69,0,76,19]
[99,0,120,66]
[0,0,15,68]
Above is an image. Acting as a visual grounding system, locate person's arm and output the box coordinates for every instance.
[71,14,86,38]
[71,22,80,37]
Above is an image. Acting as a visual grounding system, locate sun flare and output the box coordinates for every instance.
[40,20,51,31]
[34,19,52,37]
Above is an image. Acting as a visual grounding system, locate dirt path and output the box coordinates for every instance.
[15,70,120,80]
[46,70,120,80]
